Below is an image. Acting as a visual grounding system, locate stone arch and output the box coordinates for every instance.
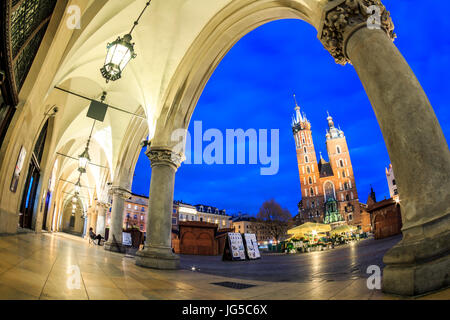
[151,0,319,148]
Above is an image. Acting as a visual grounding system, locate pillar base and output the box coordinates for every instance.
[135,245,180,270]
[104,241,126,254]
[382,216,450,296]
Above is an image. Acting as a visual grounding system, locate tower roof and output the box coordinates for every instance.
[291,94,308,128]
[325,112,345,139]
[318,157,334,177]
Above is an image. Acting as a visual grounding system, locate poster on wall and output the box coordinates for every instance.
[122,232,132,246]
[243,233,261,260]
[10,146,27,193]
[222,233,246,261]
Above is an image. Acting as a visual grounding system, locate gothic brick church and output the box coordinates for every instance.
[291,98,362,227]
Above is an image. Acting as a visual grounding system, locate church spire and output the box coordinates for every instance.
[293,94,304,124]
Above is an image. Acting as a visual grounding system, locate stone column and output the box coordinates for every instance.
[136,147,184,269]
[95,202,109,237]
[318,0,450,295]
[104,187,130,253]
[88,206,98,233]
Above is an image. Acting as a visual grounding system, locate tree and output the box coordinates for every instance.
[257,199,292,243]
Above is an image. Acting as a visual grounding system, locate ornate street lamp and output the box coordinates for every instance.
[100,1,151,82]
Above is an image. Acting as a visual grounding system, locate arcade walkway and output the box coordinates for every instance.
[0,233,447,300]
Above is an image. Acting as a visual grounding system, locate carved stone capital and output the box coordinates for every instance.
[145,147,185,169]
[318,0,396,65]
[108,187,131,200]
[97,201,111,209]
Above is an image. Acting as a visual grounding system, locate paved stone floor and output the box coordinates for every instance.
[180,235,400,282]
[0,232,448,300]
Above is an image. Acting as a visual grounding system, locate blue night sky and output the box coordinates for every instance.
[132,1,450,217]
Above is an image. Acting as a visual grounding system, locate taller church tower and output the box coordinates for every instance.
[291,96,322,223]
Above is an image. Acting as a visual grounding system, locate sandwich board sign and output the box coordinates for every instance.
[222,233,246,261]
[243,233,261,260]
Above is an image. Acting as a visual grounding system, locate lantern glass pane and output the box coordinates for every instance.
[79,156,88,169]
[111,44,130,68]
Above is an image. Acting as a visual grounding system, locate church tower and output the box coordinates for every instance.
[324,113,361,225]
[292,96,322,223]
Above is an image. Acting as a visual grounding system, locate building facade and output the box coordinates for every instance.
[232,215,276,245]
[292,101,361,227]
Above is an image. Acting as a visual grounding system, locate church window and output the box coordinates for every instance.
[339,159,344,167]
[346,194,350,201]
[311,201,315,208]
[305,156,309,163]
[304,146,307,153]
[324,182,335,201]
[342,170,346,178]
[337,146,341,154]
[307,166,311,174]
[392,179,396,185]
[309,177,313,184]
[310,188,314,196]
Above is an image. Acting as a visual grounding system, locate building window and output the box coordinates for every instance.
[394,189,398,195]
[337,146,341,154]
[392,179,396,185]
[305,156,309,163]
[339,159,344,167]
[309,177,313,184]
[304,146,307,153]
[310,188,314,196]
[306,166,311,174]
[346,194,350,201]
[127,204,131,209]
[342,170,346,178]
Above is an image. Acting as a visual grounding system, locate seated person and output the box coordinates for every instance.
[89,227,103,245]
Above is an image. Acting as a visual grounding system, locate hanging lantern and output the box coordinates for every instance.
[100,34,136,82]
[99,1,151,82]
[75,179,81,194]
[78,147,90,173]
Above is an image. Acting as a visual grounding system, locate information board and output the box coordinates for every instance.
[243,233,261,259]
[222,233,246,261]
[122,232,132,246]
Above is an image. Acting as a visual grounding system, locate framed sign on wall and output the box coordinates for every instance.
[10,146,27,193]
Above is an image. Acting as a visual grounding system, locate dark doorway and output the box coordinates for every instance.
[41,190,51,230]
[19,120,48,229]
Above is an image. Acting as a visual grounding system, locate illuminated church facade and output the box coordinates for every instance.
[291,99,362,227]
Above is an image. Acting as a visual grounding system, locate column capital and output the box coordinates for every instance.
[318,0,396,65]
[96,201,111,209]
[108,186,131,200]
[145,147,185,169]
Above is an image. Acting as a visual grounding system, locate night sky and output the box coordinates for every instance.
[132,1,450,217]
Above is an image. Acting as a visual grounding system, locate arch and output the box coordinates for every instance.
[150,0,319,147]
